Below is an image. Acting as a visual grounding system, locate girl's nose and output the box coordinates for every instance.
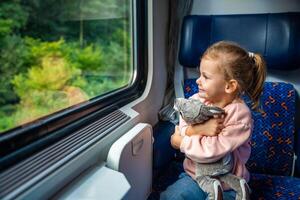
[196,77,201,85]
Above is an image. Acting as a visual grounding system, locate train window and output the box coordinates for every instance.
[0,0,135,133]
[0,0,146,169]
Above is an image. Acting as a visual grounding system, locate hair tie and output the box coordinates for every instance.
[248,52,254,58]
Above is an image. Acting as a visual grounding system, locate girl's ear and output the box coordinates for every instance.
[225,79,238,94]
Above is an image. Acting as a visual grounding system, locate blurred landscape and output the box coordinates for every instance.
[0,0,132,132]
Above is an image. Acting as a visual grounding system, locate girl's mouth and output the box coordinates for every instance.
[198,88,205,93]
[198,88,207,98]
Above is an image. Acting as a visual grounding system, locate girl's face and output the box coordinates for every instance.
[196,58,228,104]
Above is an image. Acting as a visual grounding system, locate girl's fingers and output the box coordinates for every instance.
[216,118,224,124]
[218,126,224,133]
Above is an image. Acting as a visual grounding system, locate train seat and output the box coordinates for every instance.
[151,12,300,200]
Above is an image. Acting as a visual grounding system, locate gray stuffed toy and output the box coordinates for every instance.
[174,98,251,200]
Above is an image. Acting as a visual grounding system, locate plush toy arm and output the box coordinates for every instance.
[198,104,225,119]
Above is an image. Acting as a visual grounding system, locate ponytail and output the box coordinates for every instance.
[247,53,266,110]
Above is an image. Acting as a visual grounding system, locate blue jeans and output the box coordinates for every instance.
[160,173,236,200]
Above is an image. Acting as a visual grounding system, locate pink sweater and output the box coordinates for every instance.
[179,94,253,186]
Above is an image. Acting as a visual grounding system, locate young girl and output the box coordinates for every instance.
[160,41,266,200]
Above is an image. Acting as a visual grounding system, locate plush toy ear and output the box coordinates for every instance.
[225,79,238,94]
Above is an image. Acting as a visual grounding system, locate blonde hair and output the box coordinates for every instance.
[202,41,266,110]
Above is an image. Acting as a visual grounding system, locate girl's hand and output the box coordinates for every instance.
[170,126,183,149]
[186,116,225,137]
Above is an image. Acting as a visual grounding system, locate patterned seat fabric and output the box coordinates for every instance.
[183,80,296,176]
[244,82,295,176]
[249,173,300,199]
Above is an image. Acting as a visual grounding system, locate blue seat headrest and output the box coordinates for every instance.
[179,13,300,70]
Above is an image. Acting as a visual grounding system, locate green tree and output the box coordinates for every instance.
[11,46,88,125]
[0,0,29,116]
[8,38,109,127]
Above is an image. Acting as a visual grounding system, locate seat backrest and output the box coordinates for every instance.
[179,13,300,70]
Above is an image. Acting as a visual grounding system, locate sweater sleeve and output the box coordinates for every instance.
[180,103,252,163]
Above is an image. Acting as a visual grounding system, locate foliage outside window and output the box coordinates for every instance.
[0,0,133,133]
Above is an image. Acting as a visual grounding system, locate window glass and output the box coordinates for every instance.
[0,0,133,133]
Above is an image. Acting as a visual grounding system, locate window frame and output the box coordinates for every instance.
[0,0,148,172]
